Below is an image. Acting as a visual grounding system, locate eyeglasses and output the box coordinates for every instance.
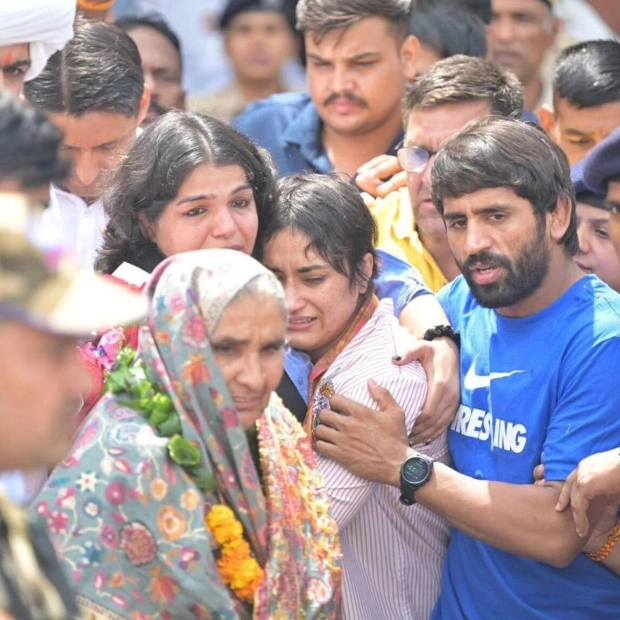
[396,146,436,173]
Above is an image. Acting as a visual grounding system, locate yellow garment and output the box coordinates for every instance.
[189,85,248,124]
[369,188,447,293]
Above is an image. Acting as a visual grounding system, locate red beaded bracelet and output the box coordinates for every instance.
[586,520,620,562]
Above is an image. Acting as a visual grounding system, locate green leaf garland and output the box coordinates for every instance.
[104,346,216,494]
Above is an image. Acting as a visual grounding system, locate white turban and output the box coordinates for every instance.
[0,0,76,82]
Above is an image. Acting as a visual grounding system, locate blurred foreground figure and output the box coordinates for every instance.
[0,194,146,619]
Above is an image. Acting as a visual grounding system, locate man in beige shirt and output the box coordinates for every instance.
[190,0,300,123]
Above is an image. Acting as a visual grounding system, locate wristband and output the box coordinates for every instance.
[423,325,460,349]
[586,519,620,562]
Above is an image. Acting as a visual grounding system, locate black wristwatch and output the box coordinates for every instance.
[399,454,434,506]
[423,324,460,349]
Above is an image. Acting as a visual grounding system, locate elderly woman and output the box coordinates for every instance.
[86,110,459,435]
[261,174,451,620]
[34,249,341,619]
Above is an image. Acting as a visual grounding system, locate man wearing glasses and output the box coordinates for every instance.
[364,55,524,291]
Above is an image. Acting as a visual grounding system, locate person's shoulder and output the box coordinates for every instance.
[189,86,244,123]
[578,276,620,337]
[437,276,478,318]
[233,92,312,126]
[348,300,426,382]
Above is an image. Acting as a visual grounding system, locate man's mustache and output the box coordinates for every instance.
[461,251,512,273]
[323,92,368,108]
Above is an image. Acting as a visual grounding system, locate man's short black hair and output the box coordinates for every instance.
[431,118,579,256]
[553,40,620,109]
[115,14,183,69]
[24,17,144,118]
[409,0,486,61]
[404,55,523,122]
[296,0,412,42]
[0,90,69,188]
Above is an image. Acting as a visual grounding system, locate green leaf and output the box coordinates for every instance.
[106,373,127,394]
[116,347,136,367]
[188,467,217,493]
[151,393,173,414]
[118,398,150,411]
[168,434,201,467]
[157,415,182,437]
[149,407,169,428]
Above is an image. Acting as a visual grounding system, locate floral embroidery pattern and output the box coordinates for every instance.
[149,478,167,501]
[105,482,127,506]
[312,377,335,433]
[156,506,187,542]
[119,522,157,566]
[33,252,340,619]
[100,525,119,549]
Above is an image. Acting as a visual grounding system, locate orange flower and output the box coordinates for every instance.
[157,506,187,542]
[180,489,201,511]
[181,354,210,386]
[205,505,235,529]
[109,572,125,588]
[204,504,265,604]
[236,569,264,603]
[148,564,180,606]
[155,331,170,344]
[220,538,251,563]
[150,478,168,501]
[230,558,264,603]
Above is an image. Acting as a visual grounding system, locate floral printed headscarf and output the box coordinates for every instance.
[33,249,341,619]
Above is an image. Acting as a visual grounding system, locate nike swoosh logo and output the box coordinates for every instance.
[464,355,525,391]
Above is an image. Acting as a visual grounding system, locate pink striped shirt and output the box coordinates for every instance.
[312,299,450,620]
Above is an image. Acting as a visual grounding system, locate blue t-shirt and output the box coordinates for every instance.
[232,92,402,176]
[285,249,430,402]
[434,274,620,619]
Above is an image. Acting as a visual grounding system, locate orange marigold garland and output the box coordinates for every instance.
[205,505,265,604]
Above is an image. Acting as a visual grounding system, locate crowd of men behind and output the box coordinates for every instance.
[2,0,620,618]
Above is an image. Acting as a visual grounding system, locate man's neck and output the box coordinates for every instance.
[54,183,100,207]
[523,74,544,114]
[322,113,403,178]
[236,76,284,106]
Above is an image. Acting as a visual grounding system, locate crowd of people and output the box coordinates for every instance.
[2,0,620,618]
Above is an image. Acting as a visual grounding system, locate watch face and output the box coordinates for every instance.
[402,457,430,485]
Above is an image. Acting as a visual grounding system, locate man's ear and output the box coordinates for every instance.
[136,83,151,125]
[548,194,573,244]
[401,35,421,83]
[539,105,556,136]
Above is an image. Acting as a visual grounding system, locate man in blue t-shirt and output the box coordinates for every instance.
[313,117,620,618]
[232,0,418,180]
